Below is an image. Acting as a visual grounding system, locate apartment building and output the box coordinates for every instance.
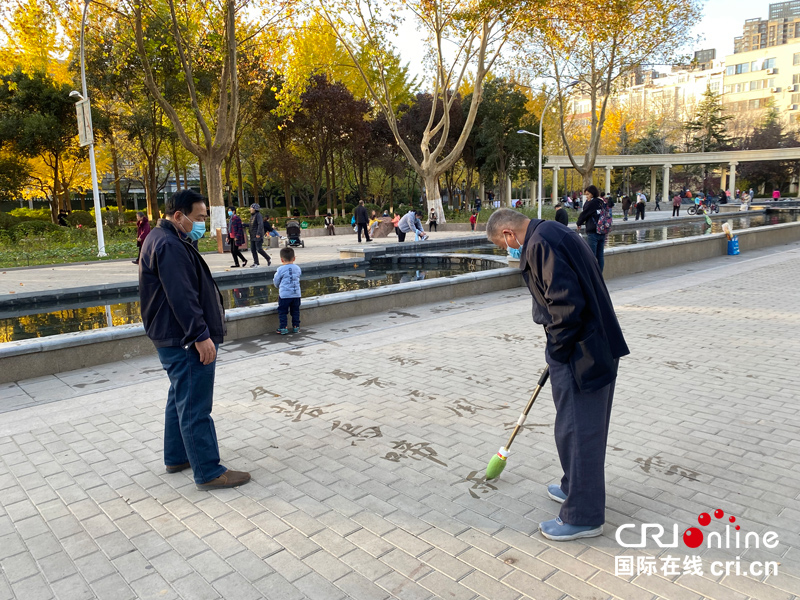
[734,1,800,53]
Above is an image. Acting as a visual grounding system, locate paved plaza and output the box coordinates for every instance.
[1,240,799,599]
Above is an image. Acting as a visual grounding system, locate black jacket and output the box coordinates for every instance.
[139,219,226,349]
[249,211,265,239]
[519,219,629,392]
[576,197,605,234]
[354,204,369,224]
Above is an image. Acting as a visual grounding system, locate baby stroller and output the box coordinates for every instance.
[282,219,305,248]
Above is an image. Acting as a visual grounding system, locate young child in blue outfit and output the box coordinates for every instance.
[273,247,302,334]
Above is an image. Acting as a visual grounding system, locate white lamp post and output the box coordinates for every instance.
[517,81,578,220]
[70,0,107,257]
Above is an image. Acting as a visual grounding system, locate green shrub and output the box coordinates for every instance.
[0,212,22,230]
[12,220,62,240]
[9,207,51,221]
[65,210,96,228]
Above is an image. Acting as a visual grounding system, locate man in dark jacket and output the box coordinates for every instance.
[248,203,271,267]
[554,202,569,226]
[486,208,629,541]
[139,190,250,491]
[354,200,371,243]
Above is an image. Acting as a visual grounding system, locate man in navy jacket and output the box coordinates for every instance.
[139,190,250,491]
[486,208,629,541]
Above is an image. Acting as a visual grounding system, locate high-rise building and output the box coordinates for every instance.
[734,1,800,53]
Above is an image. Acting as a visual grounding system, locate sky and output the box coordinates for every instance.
[393,0,771,84]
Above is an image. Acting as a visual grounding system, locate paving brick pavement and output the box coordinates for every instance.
[1,241,800,599]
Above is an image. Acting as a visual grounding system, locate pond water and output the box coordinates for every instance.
[0,257,501,343]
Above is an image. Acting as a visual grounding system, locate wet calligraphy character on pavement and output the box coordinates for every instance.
[331,421,383,445]
[250,386,281,401]
[271,399,329,422]
[452,470,498,499]
[382,440,447,467]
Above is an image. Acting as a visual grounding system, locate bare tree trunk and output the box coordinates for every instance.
[249,158,260,206]
[206,159,225,229]
[235,142,244,207]
[172,141,182,191]
[224,155,233,207]
[423,174,444,227]
[110,135,124,213]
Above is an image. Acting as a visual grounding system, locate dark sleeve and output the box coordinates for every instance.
[534,240,586,363]
[255,214,264,237]
[575,201,594,227]
[155,242,209,346]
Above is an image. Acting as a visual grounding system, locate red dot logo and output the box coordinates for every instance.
[714,509,724,519]
[683,527,704,548]
[729,516,736,523]
[698,513,711,526]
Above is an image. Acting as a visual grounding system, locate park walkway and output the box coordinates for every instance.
[1,240,799,599]
[1,208,703,297]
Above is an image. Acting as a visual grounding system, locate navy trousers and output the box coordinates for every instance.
[547,352,617,526]
[157,345,226,485]
[278,297,301,329]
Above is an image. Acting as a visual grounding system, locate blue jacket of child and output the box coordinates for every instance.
[273,263,302,298]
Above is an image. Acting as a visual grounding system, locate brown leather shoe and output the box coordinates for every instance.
[196,470,251,491]
[165,462,191,474]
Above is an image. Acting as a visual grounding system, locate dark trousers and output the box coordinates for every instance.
[157,345,225,485]
[326,225,335,236]
[229,238,247,266]
[135,241,142,263]
[547,353,616,526]
[622,208,629,220]
[278,297,301,329]
[635,204,645,220]
[357,222,371,242]
[397,230,406,242]
[672,205,680,216]
[430,221,437,231]
[654,202,661,211]
[586,232,606,273]
[250,238,270,265]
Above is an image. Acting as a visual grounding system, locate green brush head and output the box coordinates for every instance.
[485,447,508,480]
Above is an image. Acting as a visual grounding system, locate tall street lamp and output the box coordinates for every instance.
[517,80,579,220]
[70,0,106,257]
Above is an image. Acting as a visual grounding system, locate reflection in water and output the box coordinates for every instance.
[0,266,488,343]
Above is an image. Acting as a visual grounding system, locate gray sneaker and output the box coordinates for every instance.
[547,484,567,504]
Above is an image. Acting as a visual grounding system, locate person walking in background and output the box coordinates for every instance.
[621,195,631,221]
[576,185,609,272]
[554,202,569,226]
[672,193,682,217]
[273,246,302,335]
[227,207,247,268]
[325,213,335,236]
[133,211,151,265]
[635,192,646,220]
[139,189,250,491]
[248,203,271,267]
[470,211,477,231]
[354,200,371,243]
[429,208,438,232]
[654,193,661,211]
[485,208,629,541]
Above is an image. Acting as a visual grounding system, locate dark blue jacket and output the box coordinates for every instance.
[139,219,226,349]
[519,219,629,392]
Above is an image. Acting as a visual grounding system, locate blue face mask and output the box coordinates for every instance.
[506,233,523,259]
[186,220,205,241]
[227,210,233,217]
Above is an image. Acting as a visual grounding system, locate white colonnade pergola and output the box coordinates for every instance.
[544,148,800,200]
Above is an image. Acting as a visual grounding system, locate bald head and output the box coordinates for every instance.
[486,209,530,247]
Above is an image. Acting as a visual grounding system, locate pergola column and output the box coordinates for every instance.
[507,176,513,207]
[662,164,671,203]
[605,166,612,195]
[729,161,738,197]
[552,167,560,204]
[650,166,658,200]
